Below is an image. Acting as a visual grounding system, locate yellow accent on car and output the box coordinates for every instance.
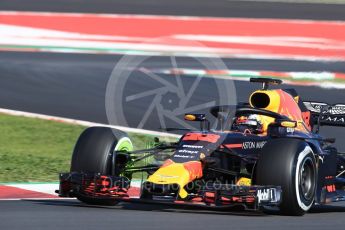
[249,90,281,112]
[281,121,297,128]
[294,96,300,103]
[147,163,190,198]
[236,177,252,186]
[248,90,283,133]
[184,114,196,121]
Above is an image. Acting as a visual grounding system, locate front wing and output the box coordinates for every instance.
[57,172,282,211]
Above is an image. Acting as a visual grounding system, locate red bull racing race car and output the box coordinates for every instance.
[57,78,345,216]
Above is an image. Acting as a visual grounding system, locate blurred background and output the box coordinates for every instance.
[1,0,345,229]
[0,0,345,178]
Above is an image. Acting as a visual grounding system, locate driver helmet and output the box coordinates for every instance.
[233,114,264,134]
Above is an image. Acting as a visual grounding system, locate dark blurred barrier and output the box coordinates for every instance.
[1,0,345,20]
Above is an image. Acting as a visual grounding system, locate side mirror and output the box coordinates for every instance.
[279,120,297,128]
[184,114,206,121]
[184,114,209,131]
[267,120,297,137]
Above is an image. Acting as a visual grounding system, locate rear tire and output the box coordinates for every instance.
[71,126,133,205]
[256,138,316,216]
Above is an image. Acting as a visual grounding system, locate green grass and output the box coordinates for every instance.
[0,114,176,183]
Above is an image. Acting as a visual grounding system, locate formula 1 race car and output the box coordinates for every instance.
[57,78,345,216]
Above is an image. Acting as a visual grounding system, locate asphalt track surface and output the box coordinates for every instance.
[1,0,345,20]
[1,199,345,230]
[2,1,345,228]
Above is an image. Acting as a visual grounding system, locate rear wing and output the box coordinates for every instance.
[303,102,345,127]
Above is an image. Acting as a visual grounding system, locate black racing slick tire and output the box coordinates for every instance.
[70,126,133,205]
[256,138,317,216]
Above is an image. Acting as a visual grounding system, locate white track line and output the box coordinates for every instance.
[0,198,75,201]
[0,181,141,201]
[6,184,59,195]
[0,108,180,138]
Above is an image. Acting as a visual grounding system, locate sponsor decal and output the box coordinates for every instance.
[173,149,200,161]
[322,115,345,124]
[174,154,188,158]
[257,188,278,203]
[174,154,196,159]
[242,141,267,150]
[304,102,327,113]
[304,102,345,116]
[176,149,199,154]
[330,105,345,115]
[172,144,208,162]
[287,127,295,133]
[182,145,204,149]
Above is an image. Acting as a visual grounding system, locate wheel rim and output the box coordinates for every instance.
[115,137,133,151]
[299,157,315,201]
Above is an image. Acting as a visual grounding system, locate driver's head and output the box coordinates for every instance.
[232,114,264,134]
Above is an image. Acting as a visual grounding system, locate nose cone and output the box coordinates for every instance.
[147,160,203,198]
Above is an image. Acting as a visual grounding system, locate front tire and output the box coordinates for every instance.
[256,138,317,216]
[71,126,133,205]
